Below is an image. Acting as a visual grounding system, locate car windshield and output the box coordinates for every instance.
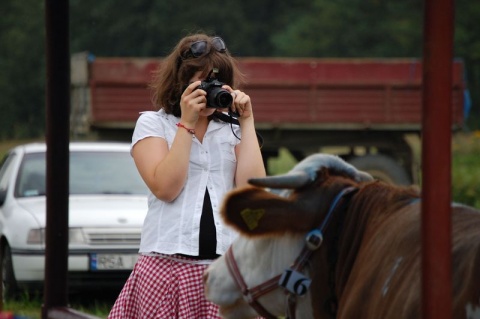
[15,150,148,197]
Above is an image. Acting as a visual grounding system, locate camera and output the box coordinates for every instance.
[197,74,233,109]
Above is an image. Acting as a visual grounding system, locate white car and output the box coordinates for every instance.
[0,142,148,298]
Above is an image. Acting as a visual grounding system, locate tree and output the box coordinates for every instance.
[271,0,423,57]
[0,0,45,139]
[455,0,480,127]
[0,0,479,140]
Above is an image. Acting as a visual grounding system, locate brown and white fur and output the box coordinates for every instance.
[204,154,480,319]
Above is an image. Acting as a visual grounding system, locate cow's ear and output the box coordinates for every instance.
[221,187,265,235]
[220,186,295,236]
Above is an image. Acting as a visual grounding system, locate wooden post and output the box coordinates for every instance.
[42,0,70,317]
[421,0,454,318]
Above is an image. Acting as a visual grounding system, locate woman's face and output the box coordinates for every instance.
[191,70,216,117]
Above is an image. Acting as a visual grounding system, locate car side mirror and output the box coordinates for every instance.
[0,189,6,206]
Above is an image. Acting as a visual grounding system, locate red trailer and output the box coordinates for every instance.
[70,53,469,185]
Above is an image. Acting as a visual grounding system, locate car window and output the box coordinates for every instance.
[69,151,147,195]
[0,153,17,192]
[15,150,148,197]
[15,153,46,196]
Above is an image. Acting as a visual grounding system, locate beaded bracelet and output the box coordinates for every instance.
[176,122,195,134]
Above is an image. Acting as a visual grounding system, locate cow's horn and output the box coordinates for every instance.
[248,171,312,189]
[355,171,374,182]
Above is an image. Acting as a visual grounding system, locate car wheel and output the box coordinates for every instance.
[1,243,19,300]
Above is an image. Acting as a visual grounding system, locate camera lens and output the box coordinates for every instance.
[207,88,233,108]
[215,91,233,108]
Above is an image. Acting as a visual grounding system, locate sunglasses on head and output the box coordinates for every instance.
[184,37,227,59]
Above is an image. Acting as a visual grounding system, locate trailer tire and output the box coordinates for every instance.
[348,154,412,185]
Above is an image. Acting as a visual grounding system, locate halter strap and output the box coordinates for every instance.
[225,185,358,319]
[290,186,358,272]
[225,247,279,319]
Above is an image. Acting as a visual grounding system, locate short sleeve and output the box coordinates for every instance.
[131,111,166,151]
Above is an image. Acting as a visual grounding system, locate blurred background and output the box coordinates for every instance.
[1,0,479,139]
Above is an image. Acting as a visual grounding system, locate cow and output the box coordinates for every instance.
[203,154,480,319]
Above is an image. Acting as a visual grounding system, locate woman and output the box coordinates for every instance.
[108,33,266,318]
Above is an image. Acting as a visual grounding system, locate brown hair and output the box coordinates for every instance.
[150,33,244,116]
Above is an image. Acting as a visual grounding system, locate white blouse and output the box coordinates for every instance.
[131,110,241,256]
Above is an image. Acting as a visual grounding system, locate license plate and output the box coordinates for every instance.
[90,253,138,270]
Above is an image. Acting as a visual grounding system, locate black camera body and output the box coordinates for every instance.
[197,77,233,109]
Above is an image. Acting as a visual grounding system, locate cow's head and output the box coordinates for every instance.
[204,154,371,319]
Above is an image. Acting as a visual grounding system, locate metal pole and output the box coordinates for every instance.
[42,0,70,317]
[421,0,454,318]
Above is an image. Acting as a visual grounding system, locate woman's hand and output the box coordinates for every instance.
[223,85,253,119]
[180,80,207,126]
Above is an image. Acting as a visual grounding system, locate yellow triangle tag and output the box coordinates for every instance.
[240,208,265,230]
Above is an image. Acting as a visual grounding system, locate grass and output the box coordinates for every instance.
[1,290,115,318]
[452,131,480,208]
[2,293,42,318]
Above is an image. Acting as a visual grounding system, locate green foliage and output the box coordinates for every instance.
[451,132,480,208]
[268,147,298,175]
[271,0,423,57]
[3,289,42,318]
[455,0,480,130]
[2,290,112,319]
[68,0,289,57]
[0,0,45,140]
[1,0,480,139]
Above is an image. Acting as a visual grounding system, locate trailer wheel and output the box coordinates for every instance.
[348,154,412,185]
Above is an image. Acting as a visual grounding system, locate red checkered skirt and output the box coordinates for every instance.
[108,254,222,319]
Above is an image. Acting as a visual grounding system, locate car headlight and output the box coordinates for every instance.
[27,228,87,245]
[27,228,45,244]
[69,228,87,244]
